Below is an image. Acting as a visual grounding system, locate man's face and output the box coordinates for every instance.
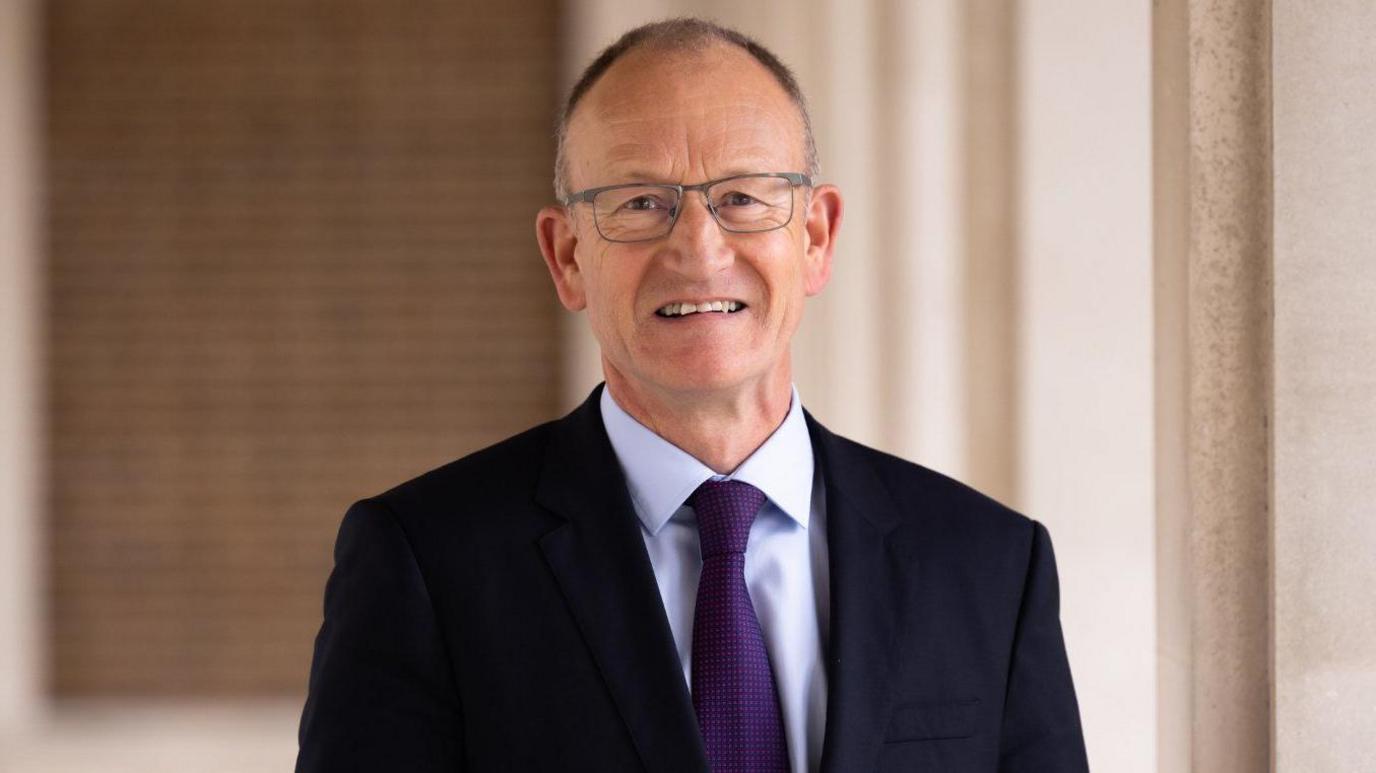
[538,44,841,400]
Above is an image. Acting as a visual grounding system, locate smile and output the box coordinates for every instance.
[655,300,747,317]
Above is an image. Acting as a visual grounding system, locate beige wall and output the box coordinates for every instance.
[1272,0,1376,767]
[1017,2,1157,769]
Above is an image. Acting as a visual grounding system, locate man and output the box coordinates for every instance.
[297,18,1088,773]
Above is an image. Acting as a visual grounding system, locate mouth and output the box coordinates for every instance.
[654,299,748,318]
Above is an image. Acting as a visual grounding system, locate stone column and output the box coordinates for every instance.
[1158,0,1376,769]
[1176,0,1274,770]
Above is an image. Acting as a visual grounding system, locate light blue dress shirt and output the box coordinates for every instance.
[600,386,830,773]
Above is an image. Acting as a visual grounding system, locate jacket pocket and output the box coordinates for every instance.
[884,698,980,742]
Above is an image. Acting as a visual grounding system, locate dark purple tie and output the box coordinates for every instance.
[689,479,790,772]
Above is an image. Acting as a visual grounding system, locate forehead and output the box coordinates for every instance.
[566,43,807,186]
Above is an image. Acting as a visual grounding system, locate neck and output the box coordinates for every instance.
[603,363,793,475]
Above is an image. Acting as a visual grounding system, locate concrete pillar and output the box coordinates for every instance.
[1182,1,1274,770]
[1158,1,1376,770]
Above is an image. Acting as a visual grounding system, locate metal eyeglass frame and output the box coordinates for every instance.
[561,172,813,243]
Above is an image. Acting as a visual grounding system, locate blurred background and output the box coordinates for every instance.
[1,1,1373,771]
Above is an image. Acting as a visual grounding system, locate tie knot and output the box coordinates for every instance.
[690,479,766,558]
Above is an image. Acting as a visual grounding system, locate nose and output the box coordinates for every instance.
[662,190,733,278]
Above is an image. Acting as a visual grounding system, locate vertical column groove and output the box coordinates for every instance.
[962,0,1020,504]
[1152,0,1193,769]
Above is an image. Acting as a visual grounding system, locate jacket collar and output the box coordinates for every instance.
[534,385,708,772]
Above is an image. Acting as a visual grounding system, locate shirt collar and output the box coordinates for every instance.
[600,385,815,536]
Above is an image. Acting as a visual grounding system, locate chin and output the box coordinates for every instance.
[645,357,759,396]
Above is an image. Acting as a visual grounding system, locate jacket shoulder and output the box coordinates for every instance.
[368,418,558,520]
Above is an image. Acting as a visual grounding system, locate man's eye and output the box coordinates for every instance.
[623,195,669,211]
[719,192,759,207]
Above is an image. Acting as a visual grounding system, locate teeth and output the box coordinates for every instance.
[657,300,745,317]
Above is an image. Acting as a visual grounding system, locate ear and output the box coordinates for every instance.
[801,184,843,296]
[536,204,586,311]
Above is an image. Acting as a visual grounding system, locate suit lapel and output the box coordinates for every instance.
[534,386,709,773]
[807,413,911,773]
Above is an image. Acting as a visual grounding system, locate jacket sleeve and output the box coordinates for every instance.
[296,498,465,772]
[998,521,1090,772]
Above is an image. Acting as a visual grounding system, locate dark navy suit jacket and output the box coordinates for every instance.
[296,385,1089,771]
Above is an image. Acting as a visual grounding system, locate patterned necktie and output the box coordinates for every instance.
[689,479,790,772]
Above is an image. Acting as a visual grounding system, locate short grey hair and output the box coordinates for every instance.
[552,17,820,200]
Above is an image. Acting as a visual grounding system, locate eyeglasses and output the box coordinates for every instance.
[562,172,812,243]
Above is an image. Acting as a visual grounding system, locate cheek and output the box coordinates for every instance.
[763,244,809,307]
[580,251,643,330]
[765,259,811,333]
